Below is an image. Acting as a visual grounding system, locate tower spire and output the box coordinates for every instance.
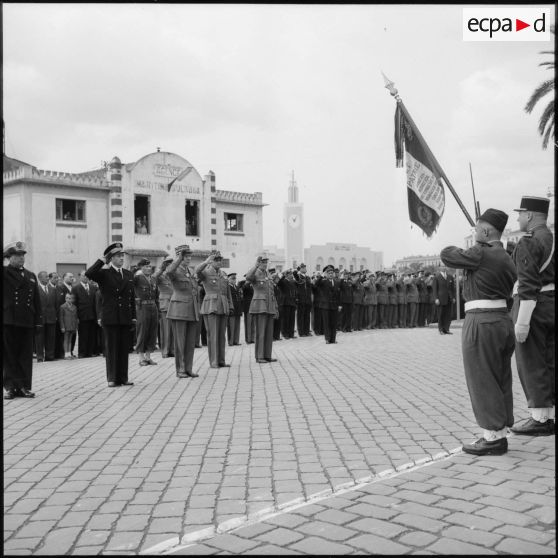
[288,170,298,203]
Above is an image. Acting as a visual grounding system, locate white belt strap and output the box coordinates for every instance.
[465,299,507,311]
[539,233,555,273]
[512,232,554,295]
[541,283,555,292]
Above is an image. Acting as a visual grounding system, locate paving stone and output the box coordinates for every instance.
[344,533,411,554]
[476,506,537,527]
[289,535,354,554]
[105,531,144,551]
[203,533,261,553]
[75,529,112,546]
[441,525,503,547]
[398,531,438,547]
[34,527,82,555]
[494,524,555,545]
[346,516,408,538]
[243,543,303,555]
[444,512,502,531]
[391,513,448,533]
[427,537,497,554]
[345,502,399,521]
[13,520,57,539]
[254,526,305,546]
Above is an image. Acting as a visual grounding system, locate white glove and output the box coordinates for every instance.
[515,300,536,343]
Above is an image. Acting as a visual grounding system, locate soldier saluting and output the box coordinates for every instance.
[510,196,555,436]
[3,242,42,399]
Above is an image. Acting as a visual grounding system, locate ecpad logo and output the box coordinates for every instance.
[463,7,552,41]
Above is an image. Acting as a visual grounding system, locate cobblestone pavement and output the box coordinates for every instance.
[3,323,555,555]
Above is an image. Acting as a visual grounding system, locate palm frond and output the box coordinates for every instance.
[525,79,555,113]
[538,100,555,135]
[539,61,555,69]
[541,116,554,149]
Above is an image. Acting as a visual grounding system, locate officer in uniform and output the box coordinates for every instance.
[441,209,516,455]
[351,272,364,331]
[195,251,233,368]
[376,272,389,328]
[166,245,200,378]
[396,273,407,328]
[239,276,255,344]
[405,273,419,327]
[3,242,42,399]
[338,270,353,332]
[86,243,136,387]
[510,196,555,436]
[278,269,297,339]
[152,255,175,358]
[246,256,279,363]
[133,258,159,366]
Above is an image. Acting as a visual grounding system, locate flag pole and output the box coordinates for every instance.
[383,73,476,228]
[469,162,480,220]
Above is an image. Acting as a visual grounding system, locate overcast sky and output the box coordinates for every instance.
[3,3,555,266]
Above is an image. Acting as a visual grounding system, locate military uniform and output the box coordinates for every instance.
[396,277,407,328]
[35,280,58,361]
[278,273,297,339]
[441,208,516,455]
[406,276,419,327]
[195,253,233,368]
[339,274,353,332]
[511,196,555,434]
[387,277,398,328]
[246,259,279,362]
[432,271,455,334]
[86,243,136,387]
[153,259,175,358]
[227,275,243,346]
[3,242,42,398]
[351,276,364,331]
[73,280,99,358]
[293,266,312,336]
[376,275,389,328]
[133,261,159,363]
[166,247,200,377]
[315,267,341,344]
[239,279,255,344]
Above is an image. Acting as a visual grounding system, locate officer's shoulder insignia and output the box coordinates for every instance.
[30,277,36,282]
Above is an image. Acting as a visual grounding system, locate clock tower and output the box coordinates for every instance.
[284,170,304,269]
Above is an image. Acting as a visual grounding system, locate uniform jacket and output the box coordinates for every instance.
[3,265,42,328]
[153,270,174,312]
[37,282,58,324]
[376,278,389,305]
[195,264,233,315]
[277,276,297,307]
[406,279,419,303]
[229,282,243,316]
[512,224,554,301]
[133,272,159,305]
[73,281,98,321]
[395,279,407,304]
[59,302,78,331]
[387,280,398,305]
[85,260,136,325]
[432,273,455,305]
[293,271,312,305]
[314,276,341,310]
[352,281,365,305]
[166,259,200,321]
[246,266,279,316]
[95,289,103,324]
[339,279,354,304]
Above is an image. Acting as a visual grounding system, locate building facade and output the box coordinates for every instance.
[3,151,265,275]
[393,254,443,272]
[305,243,383,273]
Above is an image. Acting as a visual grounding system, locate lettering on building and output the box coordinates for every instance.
[135,179,200,195]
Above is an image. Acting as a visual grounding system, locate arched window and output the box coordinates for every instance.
[316,257,324,272]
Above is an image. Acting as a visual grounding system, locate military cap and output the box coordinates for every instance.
[3,241,27,258]
[257,254,269,263]
[298,263,306,269]
[514,196,549,215]
[268,268,276,273]
[285,268,294,275]
[175,244,193,256]
[211,250,223,261]
[478,208,508,233]
[163,254,174,263]
[323,265,334,273]
[104,242,124,261]
[137,258,151,267]
[227,272,237,278]
[334,268,339,273]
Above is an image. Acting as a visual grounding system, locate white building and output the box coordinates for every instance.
[3,150,265,275]
[305,243,383,273]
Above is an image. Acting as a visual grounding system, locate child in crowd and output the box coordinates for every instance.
[59,293,78,359]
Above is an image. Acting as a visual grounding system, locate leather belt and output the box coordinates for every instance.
[541,283,555,292]
[465,299,507,311]
[139,300,156,305]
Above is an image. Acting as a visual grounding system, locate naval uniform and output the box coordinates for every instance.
[512,224,555,411]
[3,264,42,393]
[195,263,232,368]
[86,261,136,385]
[246,266,278,361]
[441,241,516,432]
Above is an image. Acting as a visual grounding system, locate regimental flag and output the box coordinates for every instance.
[394,104,445,237]
[167,166,193,192]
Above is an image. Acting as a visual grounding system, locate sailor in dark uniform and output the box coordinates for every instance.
[441,209,516,455]
[3,242,42,399]
[314,265,341,344]
[85,243,136,388]
[510,196,555,436]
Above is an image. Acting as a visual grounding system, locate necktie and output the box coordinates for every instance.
[331,280,334,287]
[85,284,89,294]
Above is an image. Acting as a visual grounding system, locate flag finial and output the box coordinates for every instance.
[382,72,400,100]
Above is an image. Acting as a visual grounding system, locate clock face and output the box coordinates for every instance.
[288,214,300,228]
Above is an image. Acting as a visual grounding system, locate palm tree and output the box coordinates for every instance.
[525,25,555,149]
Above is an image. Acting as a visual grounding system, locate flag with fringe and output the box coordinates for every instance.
[395,104,445,237]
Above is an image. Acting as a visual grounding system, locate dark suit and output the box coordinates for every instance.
[227,282,243,346]
[293,271,312,336]
[278,276,297,339]
[240,280,255,343]
[432,272,455,333]
[73,281,98,357]
[86,261,136,385]
[35,282,58,361]
[55,283,76,356]
[4,265,42,393]
[315,276,341,343]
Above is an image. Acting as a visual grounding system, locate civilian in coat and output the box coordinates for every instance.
[227,273,243,346]
[314,265,342,344]
[55,272,77,356]
[3,242,42,399]
[293,263,312,337]
[166,245,200,378]
[86,243,136,387]
[35,271,58,361]
[433,266,456,334]
[73,271,99,358]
